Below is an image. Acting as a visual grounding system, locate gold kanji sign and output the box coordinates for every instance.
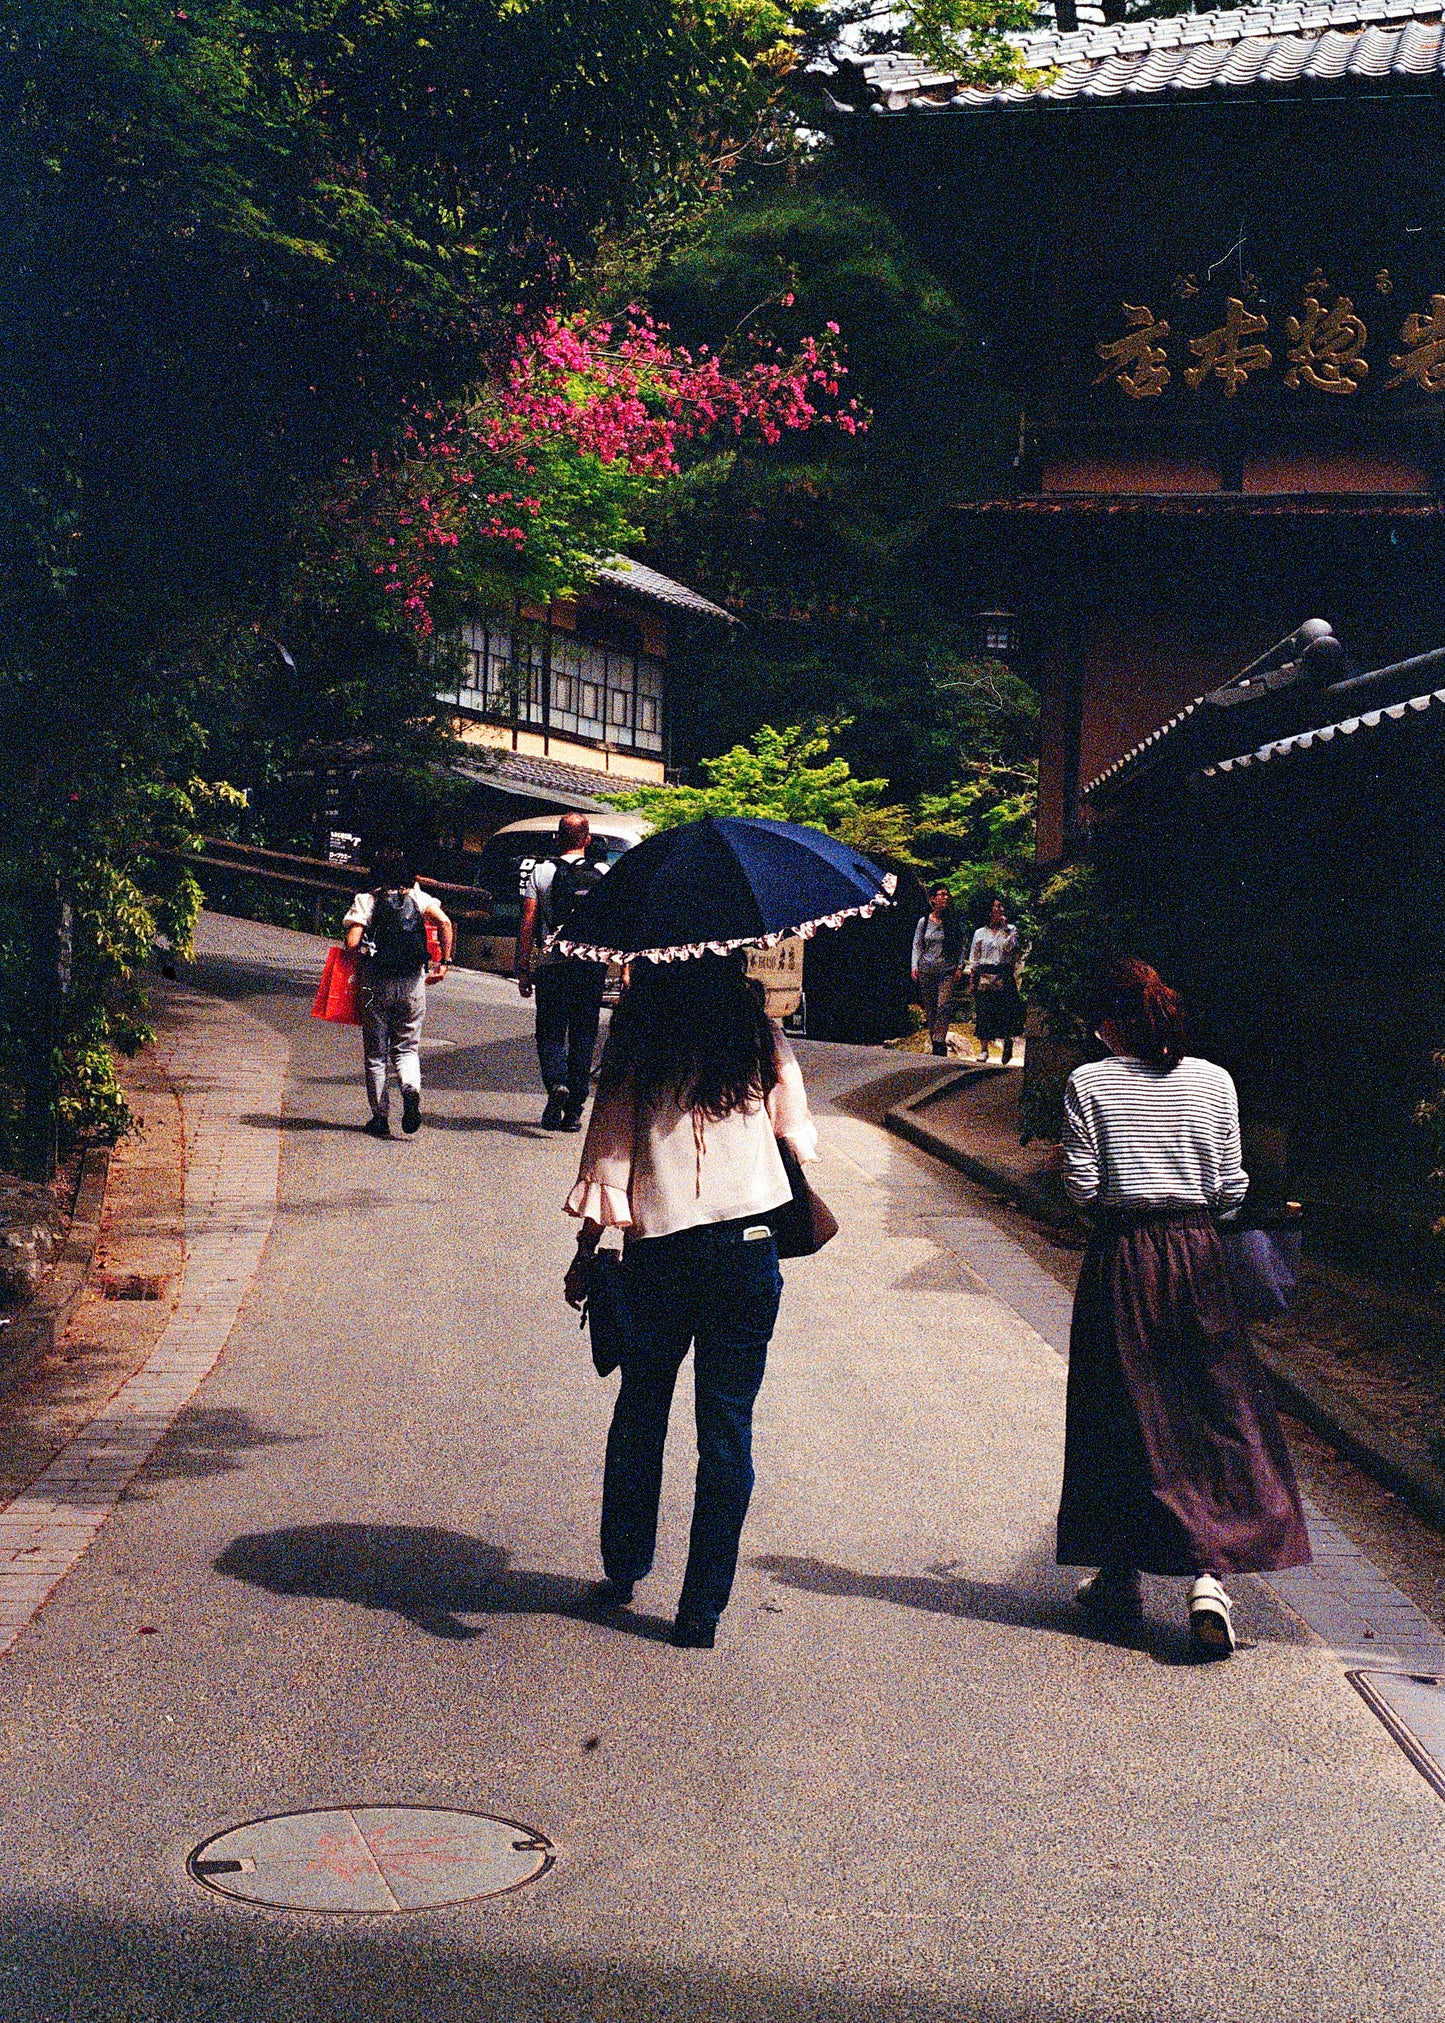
[1094,304,1171,399]
[1185,298,1272,397]
[1386,295,1445,393]
[1284,293,1368,393]
[1093,279,1445,397]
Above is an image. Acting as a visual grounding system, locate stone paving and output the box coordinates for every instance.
[0,986,287,1655]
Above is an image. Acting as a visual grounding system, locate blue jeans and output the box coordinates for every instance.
[601,1220,783,1626]
[533,961,606,1106]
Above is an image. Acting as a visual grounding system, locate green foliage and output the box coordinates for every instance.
[901,0,1052,84]
[638,185,1028,808]
[610,718,1037,926]
[0,0,802,1158]
[610,721,908,847]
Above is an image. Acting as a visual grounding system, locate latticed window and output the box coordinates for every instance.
[446,616,664,755]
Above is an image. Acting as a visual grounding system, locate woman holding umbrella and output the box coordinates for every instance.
[557,816,894,1649]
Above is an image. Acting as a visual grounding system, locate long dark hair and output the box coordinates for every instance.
[600,954,779,1119]
[1093,957,1187,1071]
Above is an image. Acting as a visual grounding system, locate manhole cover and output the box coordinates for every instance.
[187,1806,553,1912]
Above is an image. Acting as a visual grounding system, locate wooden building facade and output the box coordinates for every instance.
[435,557,734,844]
[827,0,1445,860]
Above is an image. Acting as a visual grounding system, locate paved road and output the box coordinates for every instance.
[0,915,1441,2022]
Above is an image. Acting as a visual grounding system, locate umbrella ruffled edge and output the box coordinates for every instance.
[547,873,898,966]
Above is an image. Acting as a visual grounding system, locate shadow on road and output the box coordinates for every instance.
[131,1407,314,1484]
[420,1037,542,1093]
[215,1524,671,1642]
[239,1112,362,1134]
[752,1545,1301,1663]
[0,1897,1186,2023]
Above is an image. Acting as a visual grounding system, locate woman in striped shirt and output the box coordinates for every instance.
[1055,959,1310,1658]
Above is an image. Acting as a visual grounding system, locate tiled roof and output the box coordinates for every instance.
[450,751,631,811]
[827,1,1445,115]
[1200,685,1445,775]
[592,557,736,622]
[1083,625,1445,797]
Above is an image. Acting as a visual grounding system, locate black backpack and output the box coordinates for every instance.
[364,888,429,977]
[545,855,604,940]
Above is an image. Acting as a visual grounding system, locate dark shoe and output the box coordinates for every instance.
[591,1578,634,1611]
[669,1614,717,1649]
[363,1114,392,1139]
[401,1088,421,1135]
[560,1110,585,1133]
[541,1091,568,1130]
[1075,1568,1143,1624]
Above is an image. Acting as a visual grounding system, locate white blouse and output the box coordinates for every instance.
[565,1030,819,1240]
[968,924,1018,973]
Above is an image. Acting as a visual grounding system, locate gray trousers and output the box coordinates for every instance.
[916,964,956,1046]
[359,969,426,1116]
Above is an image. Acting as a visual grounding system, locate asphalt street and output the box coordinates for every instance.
[0,913,1441,2023]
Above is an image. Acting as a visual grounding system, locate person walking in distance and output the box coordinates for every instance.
[911,888,965,1058]
[968,895,1025,1066]
[517,812,608,1131]
[1053,959,1310,1658]
[343,844,453,1139]
[563,954,818,1649]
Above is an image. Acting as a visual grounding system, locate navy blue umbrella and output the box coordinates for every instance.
[549,816,896,964]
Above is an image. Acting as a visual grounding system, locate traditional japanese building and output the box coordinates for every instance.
[1082,619,1445,1254]
[437,557,734,840]
[825,0,1445,861]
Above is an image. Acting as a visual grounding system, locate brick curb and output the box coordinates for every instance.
[886,1074,1445,1539]
[0,1146,113,1390]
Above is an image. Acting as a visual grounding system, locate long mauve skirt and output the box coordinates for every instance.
[1056,1209,1311,1577]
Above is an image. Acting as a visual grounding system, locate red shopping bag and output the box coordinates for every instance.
[425,917,442,972]
[311,945,361,1025]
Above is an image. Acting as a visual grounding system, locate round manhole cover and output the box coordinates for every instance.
[187,1806,553,1912]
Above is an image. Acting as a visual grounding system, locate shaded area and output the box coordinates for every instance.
[419,1037,545,1095]
[0,1900,1203,2023]
[239,1114,361,1135]
[138,1406,314,1484]
[215,1524,671,1641]
[753,1547,1308,1660]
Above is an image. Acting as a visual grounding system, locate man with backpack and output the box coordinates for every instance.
[516,812,608,1132]
[343,844,453,1138]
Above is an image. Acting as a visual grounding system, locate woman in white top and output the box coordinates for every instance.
[1055,959,1309,1658]
[563,953,818,1648]
[968,897,1024,1065]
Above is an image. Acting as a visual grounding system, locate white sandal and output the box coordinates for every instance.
[1188,1575,1236,1658]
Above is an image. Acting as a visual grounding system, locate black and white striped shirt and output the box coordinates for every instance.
[1062,1055,1248,1213]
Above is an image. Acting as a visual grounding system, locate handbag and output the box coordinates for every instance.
[310,945,361,1025]
[771,1137,839,1260]
[579,1248,633,1378]
[1221,1211,1303,1321]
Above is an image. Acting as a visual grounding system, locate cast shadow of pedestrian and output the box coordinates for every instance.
[422,1038,544,1094]
[239,1113,363,1134]
[215,1524,672,1642]
[752,1542,1301,1663]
